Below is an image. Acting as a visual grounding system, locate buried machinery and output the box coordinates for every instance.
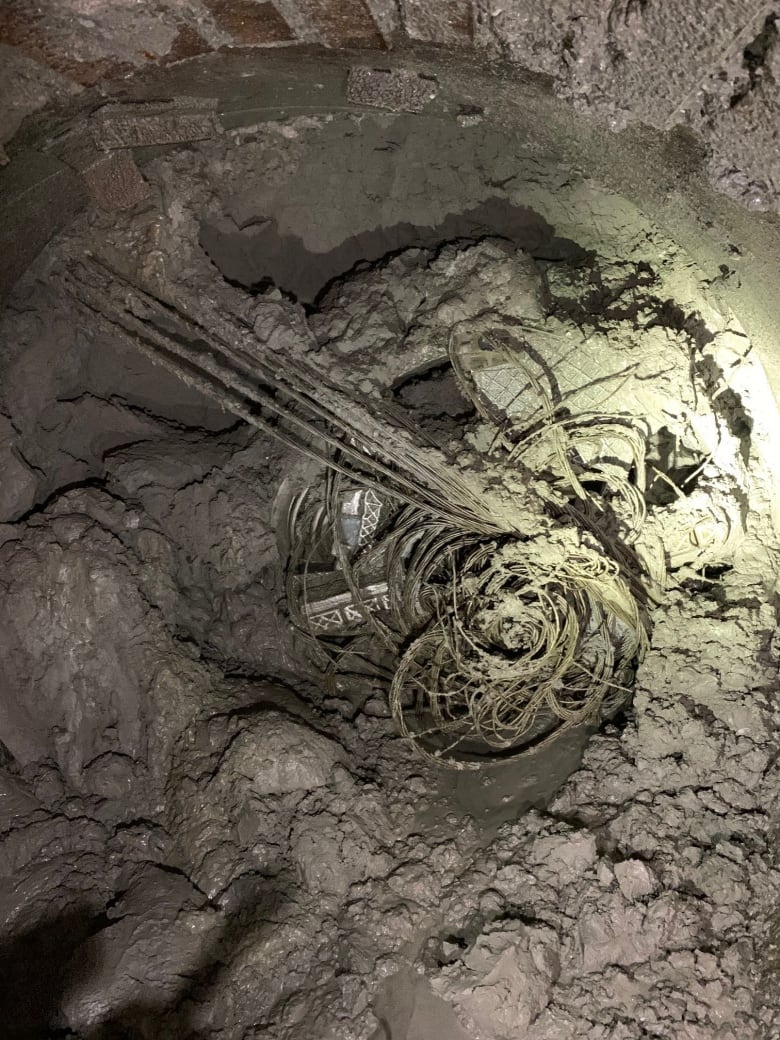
[63,241,747,766]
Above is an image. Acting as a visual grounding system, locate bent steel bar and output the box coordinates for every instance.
[62,254,542,536]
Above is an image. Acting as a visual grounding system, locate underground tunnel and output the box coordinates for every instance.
[2,5,780,1039]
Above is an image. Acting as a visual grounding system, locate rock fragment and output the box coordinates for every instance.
[614,859,658,901]
[82,150,150,210]
[431,920,560,1039]
[346,66,437,113]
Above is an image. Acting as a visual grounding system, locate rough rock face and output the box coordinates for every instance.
[0,412,37,521]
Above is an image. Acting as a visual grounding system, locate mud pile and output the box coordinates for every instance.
[1,109,780,1040]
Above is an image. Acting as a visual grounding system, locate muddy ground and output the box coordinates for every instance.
[1,105,780,1040]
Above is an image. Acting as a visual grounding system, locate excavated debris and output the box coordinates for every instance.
[1,114,780,1040]
[59,234,753,766]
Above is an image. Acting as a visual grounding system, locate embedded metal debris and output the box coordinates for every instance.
[62,239,750,767]
[346,65,438,113]
[90,97,222,150]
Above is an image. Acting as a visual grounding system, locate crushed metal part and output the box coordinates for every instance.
[47,127,101,172]
[339,487,384,549]
[61,240,754,764]
[302,579,391,633]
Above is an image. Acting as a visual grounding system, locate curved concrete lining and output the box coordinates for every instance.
[2,47,780,396]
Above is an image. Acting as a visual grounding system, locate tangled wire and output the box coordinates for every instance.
[66,256,740,769]
[285,326,654,766]
[388,529,644,763]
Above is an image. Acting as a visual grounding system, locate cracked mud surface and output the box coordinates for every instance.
[2,110,780,1040]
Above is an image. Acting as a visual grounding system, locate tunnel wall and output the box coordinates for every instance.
[2,39,780,416]
[2,1,780,217]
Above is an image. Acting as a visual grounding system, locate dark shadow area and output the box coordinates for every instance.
[0,875,292,1040]
[0,906,107,1040]
[84,874,292,1040]
[199,196,587,306]
[644,426,707,506]
[730,13,778,107]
